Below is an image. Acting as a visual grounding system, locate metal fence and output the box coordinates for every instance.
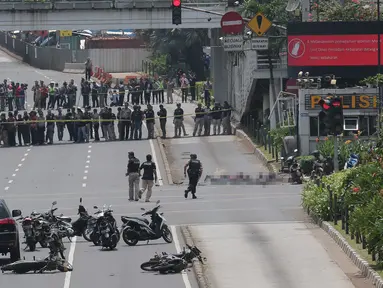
[0,31,149,73]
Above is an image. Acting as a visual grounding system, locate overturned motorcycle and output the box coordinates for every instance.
[140,244,205,273]
[121,200,173,246]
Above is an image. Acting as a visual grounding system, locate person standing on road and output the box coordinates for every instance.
[166,78,174,104]
[211,102,222,135]
[92,108,100,141]
[184,154,203,199]
[193,103,204,137]
[126,151,141,201]
[118,102,131,141]
[138,154,158,202]
[157,104,167,138]
[85,57,92,81]
[222,101,232,135]
[45,109,55,145]
[145,104,155,139]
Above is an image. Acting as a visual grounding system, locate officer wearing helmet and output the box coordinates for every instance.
[126,151,141,201]
[183,154,203,199]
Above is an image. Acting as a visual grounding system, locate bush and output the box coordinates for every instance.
[298,155,315,175]
[302,181,330,219]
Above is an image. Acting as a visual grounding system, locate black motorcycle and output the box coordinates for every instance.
[310,150,334,179]
[140,244,204,272]
[69,198,93,241]
[90,205,120,250]
[290,158,303,184]
[121,200,173,246]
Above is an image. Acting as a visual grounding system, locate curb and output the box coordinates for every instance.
[308,210,383,287]
[154,126,173,185]
[62,69,84,74]
[180,226,211,288]
[233,126,279,173]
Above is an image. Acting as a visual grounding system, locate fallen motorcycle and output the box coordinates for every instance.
[0,256,73,274]
[140,244,204,272]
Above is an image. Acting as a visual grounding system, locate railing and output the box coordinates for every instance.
[256,54,287,70]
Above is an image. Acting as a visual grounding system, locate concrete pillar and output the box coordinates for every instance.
[210,28,228,103]
[269,77,281,129]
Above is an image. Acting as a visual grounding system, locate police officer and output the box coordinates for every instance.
[157,104,167,138]
[45,109,55,144]
[193,103,204,137]
[125,151,141,201]
[145,104,155,139]
[131,105,143,140]
[173,103,184,138]
[118,80,125,106]
[183,154,203,199]
[211,102,222,135]
[138,154,158,202]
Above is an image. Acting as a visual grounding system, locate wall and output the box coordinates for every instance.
[89,48,151,73]
[0,31,150,73]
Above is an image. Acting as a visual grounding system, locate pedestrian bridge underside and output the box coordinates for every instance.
[0,0,226,30]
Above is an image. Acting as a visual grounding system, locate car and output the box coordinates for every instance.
[0,199,21,262]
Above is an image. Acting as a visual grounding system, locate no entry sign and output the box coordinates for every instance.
[220,11,244,34]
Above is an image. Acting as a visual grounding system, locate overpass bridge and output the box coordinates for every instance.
[0,0,226,30]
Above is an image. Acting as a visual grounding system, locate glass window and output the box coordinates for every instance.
[310,117,319,136]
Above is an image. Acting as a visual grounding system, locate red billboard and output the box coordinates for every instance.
[288,35,383,66]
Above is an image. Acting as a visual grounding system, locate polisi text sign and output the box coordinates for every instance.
[306,94,378,110]
[223,35,243,52]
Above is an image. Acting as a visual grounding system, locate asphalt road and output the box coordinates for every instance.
[0,50,198,288]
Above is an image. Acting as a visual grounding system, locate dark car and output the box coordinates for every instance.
[0,199,21,261]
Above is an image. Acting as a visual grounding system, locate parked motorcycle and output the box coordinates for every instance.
[69,198,93,241]
[140,244,204,272]
[310,150,334,179]
[289,157,303,184]
[121,200,173,246]
[344,153,359,169]
[90,205,120,250]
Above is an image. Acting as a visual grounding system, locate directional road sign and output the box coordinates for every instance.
[247,13,272,36]
[220,11,244,34]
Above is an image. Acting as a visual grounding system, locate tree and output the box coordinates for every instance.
[310,0,379,22]
[137,29,209,80]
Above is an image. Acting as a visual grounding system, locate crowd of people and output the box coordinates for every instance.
[0,74,231,147]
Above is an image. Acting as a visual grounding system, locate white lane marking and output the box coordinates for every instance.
[88,150,91,153]
[24,153,28,156]
[21,158,25,162]
[171,225,192,288]
[12,174,16,177]
[18,163,22,167]
[87,155,91,158]
[63,236,77,288]
[85,165,89,168]
[8,180,13,184]
[4,186,9,191]
[84,170,88,174]
[82,183,87,188]
[15,168,19,172]
[149,139,163,186]
[86,160,90,163]
[27,148,31,151]
[88,145,92,148]
[83,176,87,180]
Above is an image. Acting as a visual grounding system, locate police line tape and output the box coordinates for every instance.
[2,108,231,124]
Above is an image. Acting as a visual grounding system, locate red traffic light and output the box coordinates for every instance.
[173,0,181,6]
[319,99,331,110]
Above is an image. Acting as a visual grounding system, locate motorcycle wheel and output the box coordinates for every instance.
[28,241,36,252]
[109,234,118,250]
[122,229,138,246]
[162,226,173,243]
[140,261,159,272]
[155,264,175,274]
[82,228,93,242]
[39,240,48,248]
[91,232,101,246]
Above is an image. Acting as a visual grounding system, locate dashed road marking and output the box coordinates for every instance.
[82,183,87,188]
[84,170,88,174]
[15,168,19,172]
[85,165,89,168]
[8,180,13,184]
[3,147,32,192]
[4,186,9,191]
[21,158,25,162]
[18,163,22,167]
[86,160,90,164]
[12,174,16,177]
[83,176,87,180]
[82,145,92,188]
[87,155,91,158]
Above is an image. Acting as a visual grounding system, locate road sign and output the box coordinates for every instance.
[220,11,244,34]
[60,30,72,37]
[251,37,269,50]
[223,35,243,52]
[247,13,272,36]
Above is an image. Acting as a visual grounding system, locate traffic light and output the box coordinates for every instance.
[329,97,344,135]
[172,0,182,25]
[318,97,344,136]
[318,98,332,135]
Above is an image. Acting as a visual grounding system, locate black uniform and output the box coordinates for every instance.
[186,159,202,198]
[140,161,156,180]
[157,107,167,138]
[127,157,140,174]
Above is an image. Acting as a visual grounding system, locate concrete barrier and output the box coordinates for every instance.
[63,62,85,74]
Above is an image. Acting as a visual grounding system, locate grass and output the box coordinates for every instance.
[332,223,383,278]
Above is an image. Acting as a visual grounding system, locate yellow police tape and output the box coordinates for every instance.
[2,108,231,124]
